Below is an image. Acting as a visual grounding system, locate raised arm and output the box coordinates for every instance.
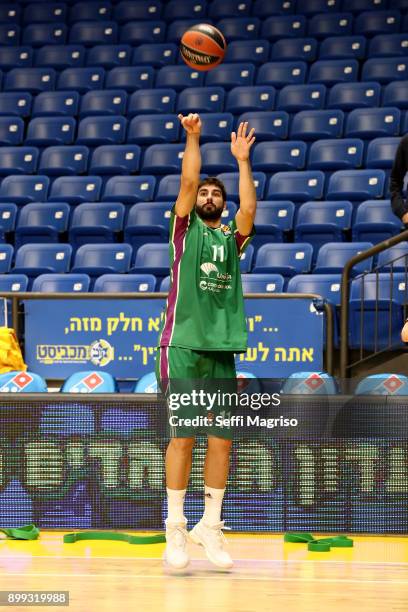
[174,113,202,218]
[231,121,257,236]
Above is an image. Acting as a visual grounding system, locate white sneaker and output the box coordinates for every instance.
[189,520,233,569]
[164,519,190,569]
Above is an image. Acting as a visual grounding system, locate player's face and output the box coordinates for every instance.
[196,185,225,221]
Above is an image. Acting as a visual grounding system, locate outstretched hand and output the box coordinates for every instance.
[178,113,202,135]
[231,122,256,162]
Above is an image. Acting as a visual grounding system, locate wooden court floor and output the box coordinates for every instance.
[0,531,407,612]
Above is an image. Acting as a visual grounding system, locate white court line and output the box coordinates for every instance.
[2,573,408,585]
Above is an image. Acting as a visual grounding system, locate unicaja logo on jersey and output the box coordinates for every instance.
[200,262,218,276]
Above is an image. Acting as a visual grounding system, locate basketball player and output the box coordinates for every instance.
[156,113,256,569]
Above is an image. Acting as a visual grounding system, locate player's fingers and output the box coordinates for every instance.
[242,122,248,137]
[249,136,256,146]
[193,113,199,122]
[178,113,184,122]
[237,122,243,137]
[247,127,255,141]
[231,132,236,143]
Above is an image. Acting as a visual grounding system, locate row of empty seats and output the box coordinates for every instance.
[0,199,402,252]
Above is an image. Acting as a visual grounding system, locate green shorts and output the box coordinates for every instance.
[156,346,237,440]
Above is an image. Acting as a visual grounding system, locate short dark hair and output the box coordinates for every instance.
[197,177,227,202]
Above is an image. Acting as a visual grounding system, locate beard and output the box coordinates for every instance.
[196,202,224,221]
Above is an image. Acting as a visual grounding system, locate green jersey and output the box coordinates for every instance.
[158,206,255,352]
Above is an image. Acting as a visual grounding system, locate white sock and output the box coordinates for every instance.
[166,488,187,524]
[202,485,225,526]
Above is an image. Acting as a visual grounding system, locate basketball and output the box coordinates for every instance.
[180,23,226,71]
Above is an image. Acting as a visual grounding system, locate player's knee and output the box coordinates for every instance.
[169,437,195,453]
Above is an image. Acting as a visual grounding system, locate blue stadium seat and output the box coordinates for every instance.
[0,25,19,46]
[201,143,237,173]
[70,21,118,46]
[4,68,56,94]
[0,5,21,25]
[71,244,132,281]
[12,243,72,280]
[239,243,254,273]
[15,202,70,248]
[25,117,76,146]
[76,116,127,146]
[217,17,260,41]
[177,87,223,115]
[277,84,326,112]
[252,0,295,18]
[61,371,118,393]
[155,175,184,201]
[156,65,204,91]
[86,44,132,69]
[32,91,80,117]
[252,141,307,172]
[225,86,275,114]
[352,199,402,243]
[308,13,353,39]
[127,114,178,145]
[308,139,364,170]
[89,145,141,175]
[68,2,112,23]
[205,63,255,90]
[23,3,67,24]
[35,45,86,70]
[236,111,289,140]
[301,0,341,15]
[23,23,67,48]
[327,82,381,110]
[216,172,266,201]
[253,243,313,278]
[0,175,49,204]
[159,276,170,292]
[32,273,91,293]
[105,66,155,92]
[383,81,408,109]
[241,273,285,293]
[0,203,17,238]
[319,35,367,60]
[377,243,408,271]
[57,67,105,93]
[354,373,408,396]
[343,0,387,10]
[349,274,406,350]
[267,171,325,201]
[69,202,125,249]
[141,144,184,174]
[354,11,401,37]
[209,0,250,19]
[124,202,171,253]
[48,176,102,205]
[133,371,158,392]
[362,58,408,84]
[0,371,47,393]
[271,38,318,63]
[261,15,306,41]
[289,109,344,140]
[163,0,207,21]
[94,273,156,293]
[365,138,400,169]
[0,48,32,72]
[0,93,31,118]
[39,145,89,176]
[129,243,169,279]
[128,88,176,116]
[133,43,177,68]
[165,19,204,43]
[113,1,162,22]
[280,371,337,395]
[308,59,359,86]
[256,61,307,88]
[345,107,400,138]
[120,20,165,45]
[0,244,13,273]
[79,90,127,117]
[326,169,385,201]
[225,39,270,65]
[251,200,295,246]
[102,175,156,203]
[369,34,408,58]
[294,200,352,253]
[0,274,28,293]
[180,112,232,143]
[314,242,373,275]
[0,147,39,175]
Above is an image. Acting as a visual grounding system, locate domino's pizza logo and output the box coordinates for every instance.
[0,372,33,392]
[288,373,326,394]
[69,372,104,393]
[374,375,404,395]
